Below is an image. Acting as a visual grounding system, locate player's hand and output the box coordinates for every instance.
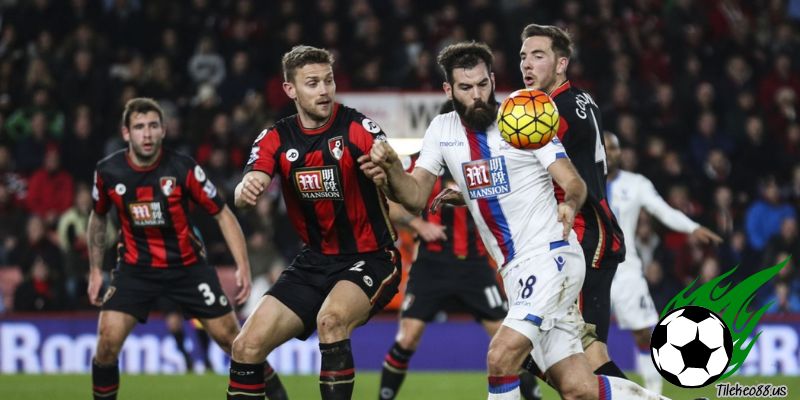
[691,226,723,245]
[429,187,465,213]
[557,202,576,240]
[238,174,265,207]
[357,154,388,187]
[87,268,105,306]
[370,140,400,171]
[409,219,448,242]
[234,266,252,305]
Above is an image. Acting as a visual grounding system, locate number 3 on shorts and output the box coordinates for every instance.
[198,283,216,306]
[518,275,536,299]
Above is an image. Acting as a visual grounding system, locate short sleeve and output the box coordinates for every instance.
[186,163,226,215]
[243,128,281,177]
[414,118,446,176]
[532,135,569,170]
[349,113,389,156]
[92,170,110,214]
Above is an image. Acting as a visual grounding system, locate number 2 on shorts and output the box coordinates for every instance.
[518,275,536,299]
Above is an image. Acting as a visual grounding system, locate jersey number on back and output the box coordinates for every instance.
[588,108,607,175]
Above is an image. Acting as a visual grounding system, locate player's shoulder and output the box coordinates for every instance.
[426,111,459,134]
[96,149,125,166]
[553,83,599,120]
[619,170,652,188]
[338,104,384,133]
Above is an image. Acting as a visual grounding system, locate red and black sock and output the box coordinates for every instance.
[92,358,119,400]
[227,360,266,399]
[264,361,288,400]
[319,339,355,400]
[378,342,415,399]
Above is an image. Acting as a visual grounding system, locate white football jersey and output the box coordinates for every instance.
[415,111,576,268]
[606,170,699,270]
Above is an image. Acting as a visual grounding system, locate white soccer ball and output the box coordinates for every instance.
[650,306,733,388]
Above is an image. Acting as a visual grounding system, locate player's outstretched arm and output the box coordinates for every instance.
[87,210,108,306]
[388,201,447,242]
[639,177,723,245]
[362,141,438,213]
[548,158,588,239]
[234,170,270,209]
[214,205,252,305]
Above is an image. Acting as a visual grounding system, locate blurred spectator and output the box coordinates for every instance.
[62,105,102,184]
[762,217,800,268]
[56,183,115,308]
[13,110,53,173]
[188,35,226,87]
[219,51,262,105]
[0,145,27,204]
[745,177,797,251]
[765,281,800,314]
[13,255,68,311]
[8,215,64,280]
[25,145,75,225]
[0,180,27,265]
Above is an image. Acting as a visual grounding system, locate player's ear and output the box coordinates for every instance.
[490,72,496,89]
[282,81,296,100]
[121,126,130,142]
[443,82,453,100]
[557,57,569,75]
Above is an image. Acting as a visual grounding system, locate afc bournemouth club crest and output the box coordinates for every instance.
[328,136,344,160]
[160,176,177,196]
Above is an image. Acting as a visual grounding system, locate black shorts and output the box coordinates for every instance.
[401,256,507,322]
[580,266,618,343]
[268,247,401,340]
[102,263,232,323]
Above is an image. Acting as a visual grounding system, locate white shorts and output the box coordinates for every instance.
[501,240,586,372]
[610,258,659,331]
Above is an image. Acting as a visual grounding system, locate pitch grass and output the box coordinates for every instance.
[1,372,797,399]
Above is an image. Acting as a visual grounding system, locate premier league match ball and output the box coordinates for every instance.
[496,89,559,150]
[650,306,733,388]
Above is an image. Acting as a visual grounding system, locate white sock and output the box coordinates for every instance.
[636,348,663,394]
[599,375,671,400]
[488,376,520,400]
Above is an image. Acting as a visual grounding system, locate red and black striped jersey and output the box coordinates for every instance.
[403,155,487,262]
[551,80,626,269]
[92,149,225,268]
[244,103,396,255]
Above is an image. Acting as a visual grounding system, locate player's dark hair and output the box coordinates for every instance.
[282,45,335,82]
[121,97,164,128]
[520,24,573,59]
[436,41,494,84]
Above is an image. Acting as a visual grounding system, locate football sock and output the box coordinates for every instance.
[598,375,667,400]
[519,370,543,400]
[171,328,192,372]
[264,362,288,400]
[227,360,266,399]
[488,375,520,399]
[636,345,662,394]
[92,358,120,400]
[594,360,628,379]
[379,342,415,399]
[319,339,355,400]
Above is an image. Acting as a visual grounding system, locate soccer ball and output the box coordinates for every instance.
[650,306,733,388]
[496,89,560,149]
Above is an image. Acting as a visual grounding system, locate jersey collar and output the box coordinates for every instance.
[125,148,163,172]
[549,80,571,98]
[297,103,340,135]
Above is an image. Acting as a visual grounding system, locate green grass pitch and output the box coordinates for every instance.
[1,372,797,399]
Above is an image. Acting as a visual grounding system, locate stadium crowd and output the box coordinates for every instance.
[0,0,798,315]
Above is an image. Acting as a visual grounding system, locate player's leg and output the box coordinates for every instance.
[190,319,214,371]
[159,297,192,372]
[379,317,426,400]
[581,266,627,378]
[228,295,304,400]
[632,327,661,394]
[379,258,443,400]
[486,325,534,399]
[546,352,668,400]
[609,264,662,393]
[320,249,400,400]
[93,267,158,400]
[93,310,137,400]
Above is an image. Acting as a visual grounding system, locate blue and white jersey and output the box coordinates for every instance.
[415,111,577,268]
